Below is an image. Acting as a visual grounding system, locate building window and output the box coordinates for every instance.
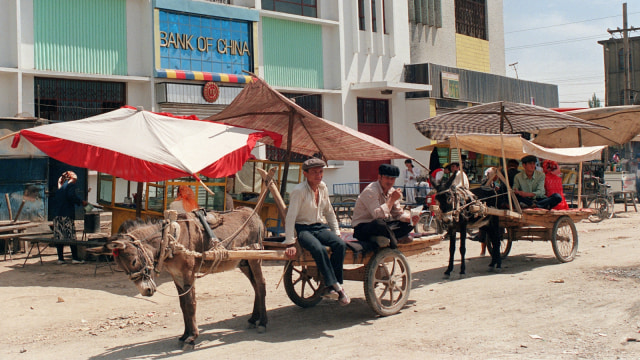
[265,93,322,162]
[357,98,389,124]
[34,78,126,121]
[358,0,387,33]
[262,0,317,18]
[409,0,442,28]
[618,48,633,72]
[358,0,366,30]
[455,0,486,40]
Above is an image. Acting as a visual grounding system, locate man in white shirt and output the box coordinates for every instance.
[447,162,469,189]
[283,158,349,305]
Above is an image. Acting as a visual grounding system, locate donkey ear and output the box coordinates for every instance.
[106,240,126,250]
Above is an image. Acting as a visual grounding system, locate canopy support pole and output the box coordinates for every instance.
[0,131,18,142]
[500,133,514,212]
[280,110,295,198]
[577,129,584,207]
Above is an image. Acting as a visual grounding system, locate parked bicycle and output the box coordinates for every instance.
[582,175,614,223]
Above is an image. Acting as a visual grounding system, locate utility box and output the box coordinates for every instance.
[604,171,636,193]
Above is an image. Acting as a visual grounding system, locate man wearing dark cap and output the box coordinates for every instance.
[447,162,469,189]
[513,155,561,209]
[351,163,414,248]
[284,158,350,305]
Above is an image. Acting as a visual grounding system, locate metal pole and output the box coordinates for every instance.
[623,3,631,105]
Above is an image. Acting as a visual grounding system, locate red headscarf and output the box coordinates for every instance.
[176,185,198,212]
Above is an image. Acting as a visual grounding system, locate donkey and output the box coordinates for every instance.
[94,207,266,349]
[434,174,504,277]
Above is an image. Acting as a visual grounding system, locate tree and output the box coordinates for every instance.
[588,93,601,108]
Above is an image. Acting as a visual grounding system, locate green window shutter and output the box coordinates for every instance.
[420,0,428,26]
[435,0,442,28]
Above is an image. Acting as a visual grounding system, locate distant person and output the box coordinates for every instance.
[352,164,414,249]
[403,159,420,204]
[513,155,561,210]
[505,159,520,188]
[53,171,88,265]
[170,185,198,213]
[225,177,235,211]
[445,162,469,189]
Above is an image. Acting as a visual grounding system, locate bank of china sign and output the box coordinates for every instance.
[156,9,252,75]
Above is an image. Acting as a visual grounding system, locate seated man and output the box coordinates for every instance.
[512,155,562,210]
[283,158,350,305]
[352,164,414,249]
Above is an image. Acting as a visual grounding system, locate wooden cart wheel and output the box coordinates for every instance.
[283,262,323,308]
[551,216,578,263]
[487,228,512,259]
[364,248,411,316]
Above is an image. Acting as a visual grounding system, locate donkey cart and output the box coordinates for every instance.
[489,208,592,263]
[263,234,442,316]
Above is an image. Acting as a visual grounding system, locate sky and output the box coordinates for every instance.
[503,0,640,108]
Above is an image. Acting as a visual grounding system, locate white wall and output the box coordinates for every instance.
[1,0,18,68]
[0,74,19,117]
[409,1,457,67]
[488,0,506,76]
[127,0,153,77]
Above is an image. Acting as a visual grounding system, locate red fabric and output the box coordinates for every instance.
[544,173,569,210]
[18,130,189,182]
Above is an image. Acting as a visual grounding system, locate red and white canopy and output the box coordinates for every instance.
[11,106,281,182]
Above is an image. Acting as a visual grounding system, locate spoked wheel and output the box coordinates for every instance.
[587,198,611,223]
[364,248,411,316]
[486,228,512,259]
[414,213,443,234]
[283,263,323,308]
[551,216,578,263]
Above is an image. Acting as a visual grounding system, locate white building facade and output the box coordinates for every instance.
[2,0,547,210]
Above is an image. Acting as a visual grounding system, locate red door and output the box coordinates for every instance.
[357,98,390,186]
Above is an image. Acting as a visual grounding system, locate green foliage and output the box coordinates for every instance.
[588,93,601,108]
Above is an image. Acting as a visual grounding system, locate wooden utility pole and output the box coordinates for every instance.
[608,3,638,105]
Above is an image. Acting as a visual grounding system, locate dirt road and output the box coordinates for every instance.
[2,205,640,359]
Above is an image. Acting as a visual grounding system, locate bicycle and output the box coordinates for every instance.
[583,176,614,223]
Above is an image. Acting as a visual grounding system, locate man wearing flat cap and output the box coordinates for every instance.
[351,163,414,248]
[284,157,350,305]
[512,155,561,209]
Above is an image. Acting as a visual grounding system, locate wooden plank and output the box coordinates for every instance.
[0,220,30,226]
[485,208,522,219]
[0,223,39,233]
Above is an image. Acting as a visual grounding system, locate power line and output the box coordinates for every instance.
[506,11,640,34]
[506,34,608,51]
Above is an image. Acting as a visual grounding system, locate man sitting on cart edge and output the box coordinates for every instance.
[351,164,414,249]
[282,158,350,306]
[512,155,562,210]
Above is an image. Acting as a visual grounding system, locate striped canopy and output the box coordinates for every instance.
[206,77,411,161]
[414,101,609,141]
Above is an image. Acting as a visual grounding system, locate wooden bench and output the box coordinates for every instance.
[19,234,114,275]
[612,190,638,212]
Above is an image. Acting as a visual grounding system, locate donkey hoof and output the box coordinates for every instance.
[181,342,195,351]
[247,322,257,329]
[256,325,267,334]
